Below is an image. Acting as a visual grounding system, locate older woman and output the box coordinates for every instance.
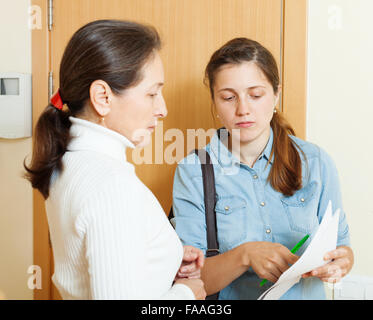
[25,19,205,300]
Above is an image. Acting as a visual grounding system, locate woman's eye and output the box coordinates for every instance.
[223,96,235,101]
[149,93,158,97]
[251,95,262,99]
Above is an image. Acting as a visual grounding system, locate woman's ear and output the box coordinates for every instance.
[89,80,113,117]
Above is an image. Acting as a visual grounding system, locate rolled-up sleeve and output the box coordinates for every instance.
[317,147,351,247]
[172,154,208,254]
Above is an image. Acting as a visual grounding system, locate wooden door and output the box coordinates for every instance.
[32,0,307,300]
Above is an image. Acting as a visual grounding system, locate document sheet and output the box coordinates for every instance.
[258,201,340,300]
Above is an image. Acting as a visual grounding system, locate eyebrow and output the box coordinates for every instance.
[149,82,164,89]
[217,85,266,92]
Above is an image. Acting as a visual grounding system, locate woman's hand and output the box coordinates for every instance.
[174,278,206,300]
[242,241,299,284]
[175,246,205,280]
[302,246,354,283]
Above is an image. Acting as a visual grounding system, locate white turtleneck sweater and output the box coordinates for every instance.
[45,117,195,300]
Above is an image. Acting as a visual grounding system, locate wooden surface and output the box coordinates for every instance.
[282,0,308,139]
[32,0,308,299]
[31,0,52,300]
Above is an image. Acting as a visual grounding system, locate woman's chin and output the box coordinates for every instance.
[231,130,258,145]
[133,136,152,148]
[131,128,153,148]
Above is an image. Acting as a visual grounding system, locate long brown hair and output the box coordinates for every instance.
[24,19,161,199]
[205,38,306,196]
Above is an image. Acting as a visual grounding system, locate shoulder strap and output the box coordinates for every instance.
[195,149,220,300]
[169,149,220,299]
[194,149,219,257]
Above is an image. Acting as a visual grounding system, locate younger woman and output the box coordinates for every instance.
[172,38,354,299]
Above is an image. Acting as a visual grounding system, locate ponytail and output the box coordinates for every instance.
[24,105,71,199]
[268,112,306,197]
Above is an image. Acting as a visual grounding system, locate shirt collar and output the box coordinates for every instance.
[67,116,135,163]
[209,128,240,169]
[209,127,274,169]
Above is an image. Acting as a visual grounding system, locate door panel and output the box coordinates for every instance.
[51,0,282,212]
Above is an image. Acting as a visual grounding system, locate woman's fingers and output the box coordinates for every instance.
[277,256,293,274]
[303,259,347,281]
[302,272,312,279]
[302,246,352,281]
[285,252,300,265]
[176,246,204,280]
[180,261,197,273]
[263,270,280,284]
[182,246,205,267]
[177,269,201,279]
[270,250,297,278]
[319,262,344,282]
[259,261,284,283]
[324,247,347,261]
[182,249,197,261]
[316,264,346,279]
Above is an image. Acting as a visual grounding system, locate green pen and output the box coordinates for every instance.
[259,234,310,287]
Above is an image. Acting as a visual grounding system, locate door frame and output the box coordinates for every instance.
[31,0,52,300]
[31,0,308,300]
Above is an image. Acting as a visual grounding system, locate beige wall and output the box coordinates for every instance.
[307,0,373,281]
[0,0,33,299]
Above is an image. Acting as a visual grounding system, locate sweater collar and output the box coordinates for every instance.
[67,116,135,162]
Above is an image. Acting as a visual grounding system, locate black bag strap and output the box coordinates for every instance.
[169,150,219,256]
[194,149,220,300]
[169,149,220,300]
[193,149,219,258]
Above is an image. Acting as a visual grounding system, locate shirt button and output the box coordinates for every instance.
[253,175,258,179]
[260,202,265,207]
[266,228,271,234]
[224,206,230,211]
[300,198,305,202]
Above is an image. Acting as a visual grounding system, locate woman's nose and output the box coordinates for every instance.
[236,98,251,116]
[155,94,167,118]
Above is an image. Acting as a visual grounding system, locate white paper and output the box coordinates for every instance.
[258,201,340,300]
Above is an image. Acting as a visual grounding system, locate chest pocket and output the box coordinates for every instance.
[281,181,319,234]
[215,195,248,251]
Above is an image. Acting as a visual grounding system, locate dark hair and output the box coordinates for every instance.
[24,19,161,199]
[205,38,306,196]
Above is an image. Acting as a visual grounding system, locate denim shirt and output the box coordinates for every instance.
[172,128,350,300]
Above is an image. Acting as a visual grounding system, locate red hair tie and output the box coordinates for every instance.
[51,89,64,110]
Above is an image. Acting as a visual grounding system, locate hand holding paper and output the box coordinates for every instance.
[259,234,310,287]
[258,201,340,300]
[302,245,353,283]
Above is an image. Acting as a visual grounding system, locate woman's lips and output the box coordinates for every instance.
[236,121,255,128]
[147,124,157,132]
